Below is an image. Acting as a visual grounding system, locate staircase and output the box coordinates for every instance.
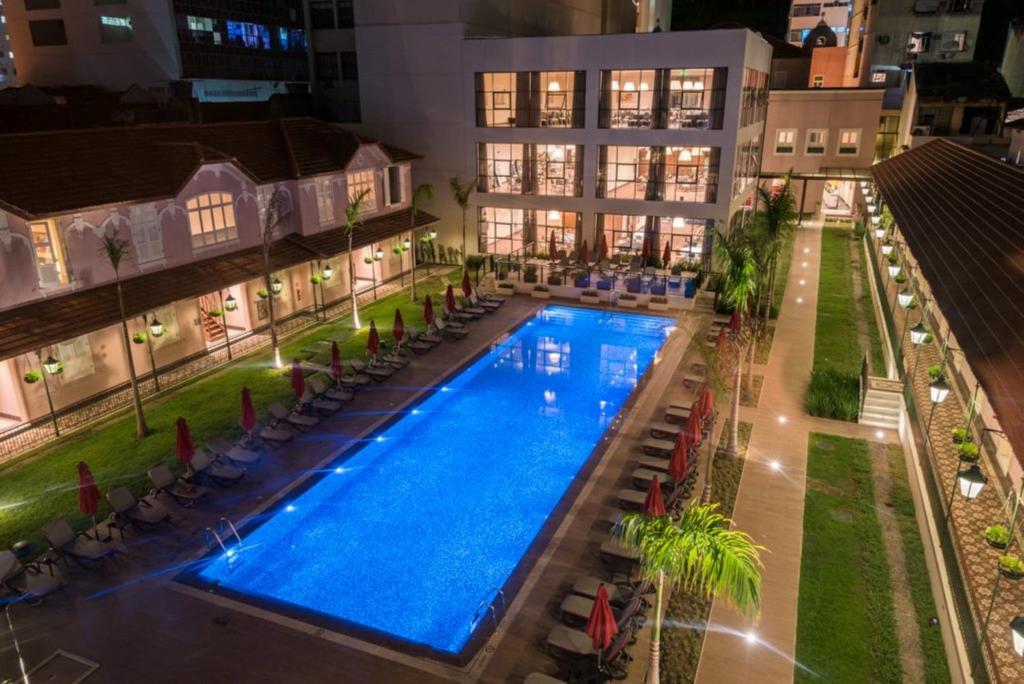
[859,380,903,430]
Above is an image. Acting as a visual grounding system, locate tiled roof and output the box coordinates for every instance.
[0,118,422,219]
[0,208,438,360]
[871,139,1024,465]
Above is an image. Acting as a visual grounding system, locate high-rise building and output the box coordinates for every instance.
[4,1,309,101]
[786,0,856,47]
[0,0,14,87]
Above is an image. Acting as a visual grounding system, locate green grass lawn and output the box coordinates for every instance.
[770,228,797,318]
[857,240,886,374]
[796,434,901,682]
[0,272,461,551]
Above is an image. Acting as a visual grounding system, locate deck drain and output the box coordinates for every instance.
[27,650,99,683]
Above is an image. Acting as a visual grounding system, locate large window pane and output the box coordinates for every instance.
[476,71,584,128]
[667,67,726,129]
[599,214,648,254]
[477,143,524,193]
[534,144,582,197]
[663,146,718,203]
[477,72,518,127]
[654,217,709,262]
[601,69,657,129]
[478,207,524,255]
[598,146,653,200]
[535,210,579,254]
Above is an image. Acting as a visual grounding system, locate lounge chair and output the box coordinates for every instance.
[268,402,319,431]
[454,298,485,318]
[469,292,500,312]
[600,538,641,566]
[664,406,692,424]
[572,577,651,607]
[649,422,682,439]
[43,519,116,565]
[403,327,435,354]
[191,448,246,485]
[641,437,674,457]
[637,455,669,472]
[681,373,705,387]
[148,464,208,506]
[473,291,504,308]
[206,436,261,465]
[349,358,393,382]
[560,593,647,629]
[0,551,63,602]
[378,350,410,370]
[617,474,695,512]
[340,368,373,388]
[631,467,674,490]
[435,318,469,340]
[106,486,171,532]
[309,376,354,403]
[258,421,293,446]
[546,624,633,673]
[412,324,443,346]
[300,389,342,414]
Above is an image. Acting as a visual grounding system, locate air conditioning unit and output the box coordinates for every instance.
[911,125,933,135]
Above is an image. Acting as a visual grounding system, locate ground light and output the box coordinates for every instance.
[1011,616,1024,658]
[768,460,781,471]
[744,631,758,644]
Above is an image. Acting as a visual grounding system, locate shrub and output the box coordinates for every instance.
[207,307,223,318]
[985,525,1010,549]
[805,369,860,422]
[523,264,538,284]
[23,370,42,384]
[650,295,668,304]
[257,289,269,299]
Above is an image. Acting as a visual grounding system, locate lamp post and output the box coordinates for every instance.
[140,313,162,392]
[217,289,233,361]
[427,228,437,276]
[37,349,61,437]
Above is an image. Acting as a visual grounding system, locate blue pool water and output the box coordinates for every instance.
[193,305,673,655]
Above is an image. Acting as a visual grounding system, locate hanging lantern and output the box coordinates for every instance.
[929,377,950,404]
[224,294,238,312]
[1010,615,1024,658]
[374,247,384,261]
[881,243,894,256]
[888,263,901,278]
[910,323,929,345]
[42,355,63,375]
[956,465,987,501]
[403,238,411,250]
[428,228,438,240]
[271,277,284,295]
[897,289,914,309]
[149,316,165,338]
[322,263,334,280]
[867,203,876,213]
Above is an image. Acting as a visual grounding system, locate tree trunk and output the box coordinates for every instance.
[461,208,468,270]
[745,331,755,393]
[727,349,742,457]
[264,270,281,368]
[645,571,664,684]
[766,251,779,320]
[116,279,149,438]
[701,412,716,504]
[410,226,418,302]
[349,233,360,329]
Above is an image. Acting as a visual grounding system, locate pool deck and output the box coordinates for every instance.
[1,296,703,684]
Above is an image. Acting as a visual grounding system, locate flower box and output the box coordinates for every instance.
[496,282,515,297]
[532,285,551,300]
[580,290,600,305]
[618,293,638,309]
[999,554,1024,581]
[985,525,1010,550]
[648,295,669,311]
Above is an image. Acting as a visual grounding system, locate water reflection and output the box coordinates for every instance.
[599,344,639,389]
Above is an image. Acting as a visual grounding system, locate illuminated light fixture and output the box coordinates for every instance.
[403,238,411,249]
[888,263,901,278]
[611,80,620,91]
[897,289,914,309]
[670,80,682,90]
[929,377,950,404]
[547,81,560,91]
[910,323,929,345]
[1011,616,1024,658]
[881,243,894,256]
[859,181,867,189]
[224,294,238,312]
[639,82,650,91]
[778,415,788,424]
[270,277,284,295]
[956,464,987,500]
[322,264,334,280]
[42,355,63,375]
[374,247,384,261]
[624,81,636,91]
[867,203,876,213]
[680,149,693,162]
[548,146,565,160]
[428,228,438,240]
[149,317,165,338]
[547,209,562,221]
[672,217,685,228]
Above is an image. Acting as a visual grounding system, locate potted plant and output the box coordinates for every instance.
[580,289,600,305]
[257,288,269,299]
[927,364,944,380]
[207,307,223,318]
[132,332,148,345]
[547,273,563,287]
[887,253,898,265]
[999,554,1024,580]
[532,284,550,300]
[894,273,907,284]
[496,281,515,296]
[951,427,971,445]
[523,264,538,284]
[957,441,980,463]
[985,525,1011,550]
[648,295,669,311]
[310,273,324,285]
[23,370,42,384]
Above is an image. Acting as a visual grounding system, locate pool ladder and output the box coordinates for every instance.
[204,518,243,570]
[469,587,507,633]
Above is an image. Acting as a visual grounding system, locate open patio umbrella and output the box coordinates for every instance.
[585,584,619,666]
[445,284,457,316]
[240,386,256,434]
[423,295,435,326]
[330,342,344,387]
[599,233,609,262]
[698,384,715,421]
[669,432,691,482]
[393,309,405,345]
[729,307,742,334]
[579,239,590,265]
[641,234,651,264]
[368,321,380,357]
[76,461,101,535]
[175,417,195,468]
[662,240,672,266]
[290,359,305,399]
[461,270,473,298]
[642,475,666,517]
[549,232,558,260]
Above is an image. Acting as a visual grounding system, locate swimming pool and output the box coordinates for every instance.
[187,305,673,659]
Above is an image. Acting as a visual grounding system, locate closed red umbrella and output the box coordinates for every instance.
[240,386,256,434]
[641,234,651,263]
[423,295,435,326]
[76,461,101,537]
[461,270,473,298]
[330,342,344,387]
[585,584,619,656]
[599,233,609,262]
[393,309,405,345]
[716,325,730,354]
[175,417,195,467]
[698,384,715,420]
[729,308,742,334]
[685,406,703,446]
[669,432,691,482]
[549,232,558,261]
[580,239,589,265]
[290,359,305,399]
[642,475,666,517]
[368,321,380,357]
[662,240,672,266]
[445,284,457,316]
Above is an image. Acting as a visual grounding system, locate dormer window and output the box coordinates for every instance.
[187,192,237,249]
[347,170,376,213]
[30,219,67,287]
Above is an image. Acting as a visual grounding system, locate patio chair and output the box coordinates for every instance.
[43,519,116,565]
[268,402,319,431]
[641,437,674,457]
[625,276,642,294]
[631,467,674,491]
[663,406,692,424]
[572,577,652,607]
[403,326,436,353]
[559,592,647,629]
[0,551,63,603]
[339,367,373,388]
[106,486,171,533]
[474,290,505,307]
[300,389,342,415]
[378,348,410,370]
[469,292,501,311]
[349,358,393,382]
[546,624,633,674]
[454,299,485,319]
[309,376,354,403]
[649,422,682,440]
[637,455,669,472]
[206,436,261,465]
[148,464,208,506]
[189,448,245,485]
[258,421,294,446]
[434,318,469,340]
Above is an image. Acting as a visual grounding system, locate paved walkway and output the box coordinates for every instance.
[696,221,897,683]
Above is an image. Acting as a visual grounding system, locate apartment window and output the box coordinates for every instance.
[29,20,66,46]
[792,3,822,17]
[599,214,648,254]
[732,136,761,198]
[940,32,967,52]
[129,205,164,264]
[740,68,769,127]
[663,147,718,203]
[600,69,657,129]
[186,192,237,249]
[535,210,579,253]
[666,68,727,129]
[310,1,336,29]
[386,166,403,206]
[225,21,271,49]
[654,217,709,261]
[315,52,339,86]
[340,51,358,80]
[477,143,524,194]
[837,129,860,155]
[535,145,582,197]
[476,72,517,127]
[475,71,584,128]
[99,15,132,43]
[806,129,827,155]
[478,207,524,255]
[775,129,796,154]
[537,71,583,127]
[597,146,649,200]
[908,32,931,54]
[25,0,60,9]
[315,177,334,226]
[54,335,94,382]
[347,170,376,211]
[30,220,67,286]
[336,0,354,27]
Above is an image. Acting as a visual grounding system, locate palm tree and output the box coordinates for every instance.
[749,176,797,320]
[614,505,764,684]
[260,189,291,368]
[409,183,433,301]
[100,234,149,438]
[342,189,371,330]
[449,176,474,270]
[715,227,758,461]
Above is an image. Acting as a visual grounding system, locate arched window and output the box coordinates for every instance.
[187,192,237,249]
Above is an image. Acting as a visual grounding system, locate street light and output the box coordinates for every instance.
[1012,616,1024,658]
[270,277,283,295]
[224,294,238,312]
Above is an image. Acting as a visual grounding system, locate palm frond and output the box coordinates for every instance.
[449,176,474,207]
[411,183,433,211]
[343,188,371,233]
[99,234,131,273]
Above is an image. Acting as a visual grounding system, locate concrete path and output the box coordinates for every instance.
[695,222,898,683]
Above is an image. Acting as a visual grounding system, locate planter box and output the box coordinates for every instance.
[532,289,551,300]
[618,297,638,309]
[580,293,601,305]
[648,298,669,311]
[495,283,515,297]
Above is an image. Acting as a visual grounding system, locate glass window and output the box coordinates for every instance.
[336,0,354,28]
[654,217,709,262]
[478,207,524,255]
[315,52,339,86]
[347,170,376,212]
[99,15,132,43]
[477,143,524,194]
[225,21,271,49]
[30,220,67,286]
[54,335,94,382]
[535,210,579,253]
[805,129,827,155]
[310,1,335,29]
[740,68,769,127]
[29,19,67,46]
[477,72,517,127]
[792,3,822,16]
[186,192,237,249]
[907,32,932,53]
[663,147,718,203]
[538,71,580,128]
[25,0,60,9]
[340,51,358,80]
[775,128,796,154]
[732,136,761,199]
[129,205,164,264]
[315,177,334,226]
[666,68,726,129]
[475,71,584,128]
[598,146,651,200]
[838,129,860,155]
[534,144,582,197]
[601,69,657,129]
[386,166,403,205]
[599,214,649,254]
